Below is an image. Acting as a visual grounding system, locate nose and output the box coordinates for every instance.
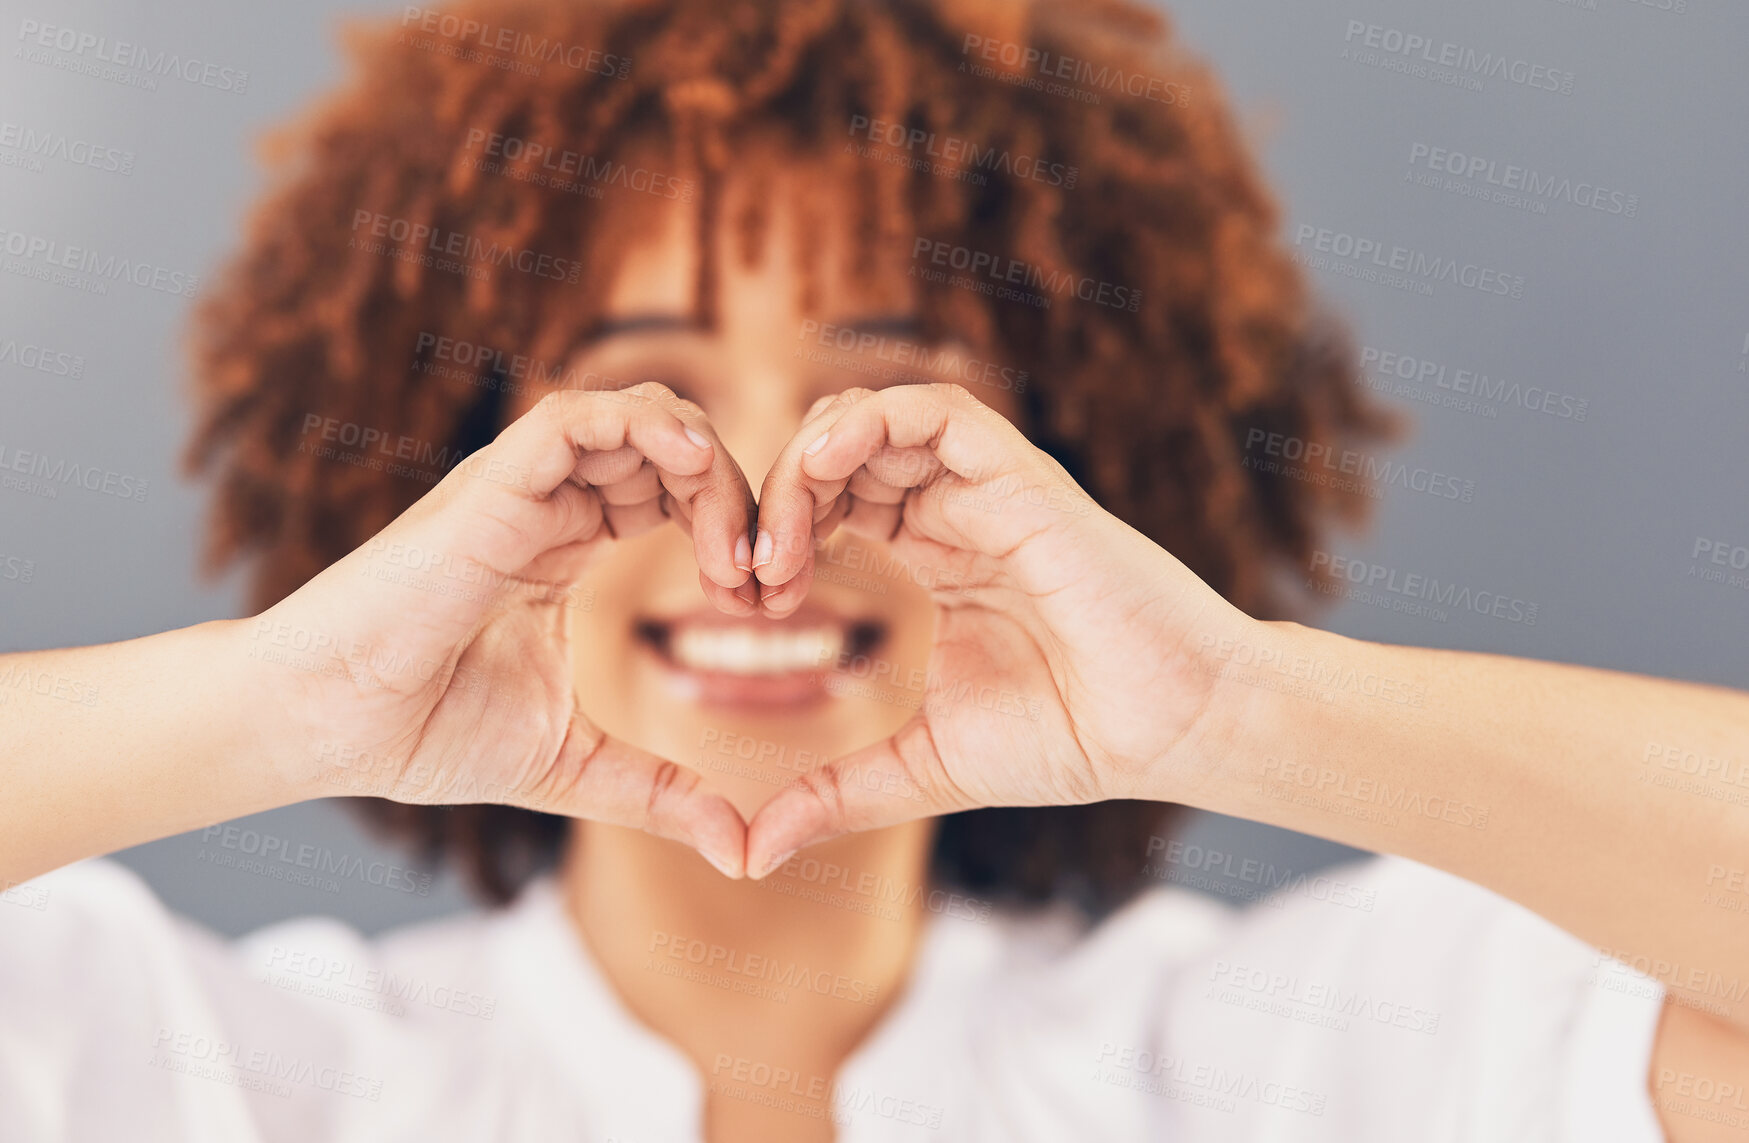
[716,365,806,495]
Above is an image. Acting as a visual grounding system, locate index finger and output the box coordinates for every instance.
[749,388,877,600]
[755,384,1047,593]
[447,388,753,593]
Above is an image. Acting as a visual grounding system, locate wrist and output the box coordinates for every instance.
[1145,615,1326,814]
[212,614,328,806]
[1171,617,1437,830]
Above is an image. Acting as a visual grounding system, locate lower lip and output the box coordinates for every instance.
[636,636,842,711]
[653,659,838,710]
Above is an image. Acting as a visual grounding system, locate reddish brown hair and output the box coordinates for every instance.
[187,0,1394,909]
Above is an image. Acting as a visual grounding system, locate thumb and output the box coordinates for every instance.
[744,716,970,879]
[526,711,749,878]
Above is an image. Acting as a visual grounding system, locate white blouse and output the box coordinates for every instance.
[0,854,1666,1141]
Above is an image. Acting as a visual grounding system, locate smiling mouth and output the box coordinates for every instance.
[635,610,888,709]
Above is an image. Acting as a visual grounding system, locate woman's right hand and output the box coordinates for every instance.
[238,385,758,876]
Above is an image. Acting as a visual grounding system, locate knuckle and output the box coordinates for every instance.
[662,391,704,417]
[625,380,675,402]
[898,719,963,809]
[801,766,850,831]
[529,718,601,814]
[645,760,691,824]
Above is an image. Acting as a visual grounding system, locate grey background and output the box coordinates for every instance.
[1,0,1744,936]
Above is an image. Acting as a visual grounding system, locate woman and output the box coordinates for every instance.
[3,0,1745,1139]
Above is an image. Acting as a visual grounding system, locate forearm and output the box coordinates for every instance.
[1186,619,1749,1030]
[0,619,309,884]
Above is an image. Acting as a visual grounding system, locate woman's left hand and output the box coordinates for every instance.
[743,383,1255,875]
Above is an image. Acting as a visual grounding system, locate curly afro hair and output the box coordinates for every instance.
[185,0,1396,911]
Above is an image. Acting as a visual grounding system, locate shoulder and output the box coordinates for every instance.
[0,859,540,1141]
[910,855,1667,1141]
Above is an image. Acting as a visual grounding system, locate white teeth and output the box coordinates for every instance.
[669,625,846,675]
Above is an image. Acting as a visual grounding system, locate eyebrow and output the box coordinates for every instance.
[569,311,925,357]
[837,314,923,339]
[582,313,704,343]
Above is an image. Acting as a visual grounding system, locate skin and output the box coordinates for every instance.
[535,164,973,1138]
[3,161,1748,1142]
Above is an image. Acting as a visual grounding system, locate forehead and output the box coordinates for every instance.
[598,148,916,326]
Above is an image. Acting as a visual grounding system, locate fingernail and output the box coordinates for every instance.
[803,431,830,456]
[751,529,773,569]
[733,534,753,572]
[683,427,711,450]
[703,850,741,879]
